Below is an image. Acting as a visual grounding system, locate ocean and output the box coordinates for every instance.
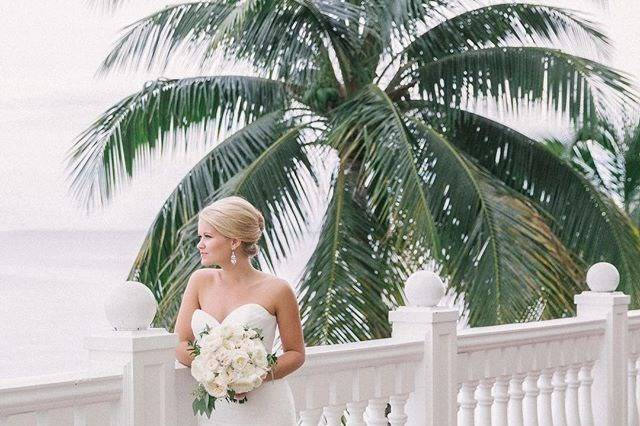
[0,229,315,380]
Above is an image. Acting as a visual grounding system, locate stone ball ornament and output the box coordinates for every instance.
[404,270,445,307]
[105,281,158,331]
[586,262,620,293]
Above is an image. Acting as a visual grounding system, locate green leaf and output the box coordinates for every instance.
[404,46,636,126]
[411,103,640,306]
[66,75,289,208]
[408,119,584,324]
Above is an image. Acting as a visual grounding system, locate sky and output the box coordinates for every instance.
[1,0,639,231]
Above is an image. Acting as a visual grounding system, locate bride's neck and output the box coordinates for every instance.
[219,260,261,285]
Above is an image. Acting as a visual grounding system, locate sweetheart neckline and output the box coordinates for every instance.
[194,303,276,324]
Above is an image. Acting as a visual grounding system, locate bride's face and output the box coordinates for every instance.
[197,219,233,267]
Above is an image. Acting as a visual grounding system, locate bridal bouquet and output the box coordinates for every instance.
[187,323,278,418]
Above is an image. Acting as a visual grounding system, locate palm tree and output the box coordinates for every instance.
[546,115,640,226]
[67,0,640,345]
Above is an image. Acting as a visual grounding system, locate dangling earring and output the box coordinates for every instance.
[230,248,237,265]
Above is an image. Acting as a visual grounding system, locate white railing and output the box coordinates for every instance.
[0,370,122,425]
[0,262,636,425]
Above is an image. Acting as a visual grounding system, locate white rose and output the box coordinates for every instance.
[214,368,233,388]
[231,350,250,371]
[229,375,260,394]
[205,355,221,373]
[218,325,235,339]
[190,357,207,382]
[217,348,233,367]
[204,380,228,398]
[200,333,223,350]
[242,363,261,380]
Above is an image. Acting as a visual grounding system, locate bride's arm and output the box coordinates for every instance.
[265,280,306,381]
[174,271,203,367]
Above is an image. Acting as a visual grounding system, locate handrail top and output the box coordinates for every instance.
[458,316,605,352]
[0,368,122,392]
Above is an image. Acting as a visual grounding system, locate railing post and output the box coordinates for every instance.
[389,270,458,426]
[574,262,629,426]
[84,281,178,426]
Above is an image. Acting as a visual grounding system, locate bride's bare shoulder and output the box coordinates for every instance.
[189,268,219,285]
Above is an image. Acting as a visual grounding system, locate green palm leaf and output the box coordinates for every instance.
[402,3,611,62]
[66,75,289,208]
[327,85,441,258]
[402,46,635,125]
[412,104,640,305]
[298,162,411,344]
[409,119,584,325]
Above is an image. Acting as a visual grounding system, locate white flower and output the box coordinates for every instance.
[213,368,233,388]
[204,380,228,398]
[229,374,261,394]
[190,357,208,383]
[231,350,250,371]
[200,333,223,350]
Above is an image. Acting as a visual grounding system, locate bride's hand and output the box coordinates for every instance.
[233,392,248,400]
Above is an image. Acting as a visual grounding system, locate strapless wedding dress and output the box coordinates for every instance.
[191,304,298,425]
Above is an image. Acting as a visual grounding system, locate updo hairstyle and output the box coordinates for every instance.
[198,196,265,257]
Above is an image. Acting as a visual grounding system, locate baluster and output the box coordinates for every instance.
[300,408,324,426]
[508,374,526,426]
[388,394,409,426]
[538,368,554,426]
[459,380,478,426]
[36,411,48,426]
[346,401,367,426]
[324,405,346,426]
[476,378,494,426]
[565,365,580,426]
[578,361,595,426]
[73,405,87,426]
[364,398,388,426]
[523,371,540,426]
[630,357,639,426]
[492,376,509,426]
[551,367,567,426]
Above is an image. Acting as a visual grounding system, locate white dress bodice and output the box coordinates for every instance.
[190,303,297,425]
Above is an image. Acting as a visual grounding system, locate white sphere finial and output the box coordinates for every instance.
[105,281,158,331]
[586,262,620,292]
[404,270,445,307]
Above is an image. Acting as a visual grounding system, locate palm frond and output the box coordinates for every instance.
[97,1,234,74]
[402,46,636,126]
[97,0,367,85]
[408,103,640,305]
[327,85,441,259]
[298,162,412,344]
[66,75,289,209]
[402,3,611,64]
[409,119,584,325]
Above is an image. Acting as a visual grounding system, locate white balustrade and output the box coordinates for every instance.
[492,376,509,426]
[345,401,367,425]
[508,374,526,426]
[630,357,639,426]
[388,393,410,426]
[565,365,581,426]
[551,367,568,426]
[4,262,640,426]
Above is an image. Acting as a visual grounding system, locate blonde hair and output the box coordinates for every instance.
[199,196,265,257]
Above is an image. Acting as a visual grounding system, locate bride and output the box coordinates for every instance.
[174,196,305,425]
